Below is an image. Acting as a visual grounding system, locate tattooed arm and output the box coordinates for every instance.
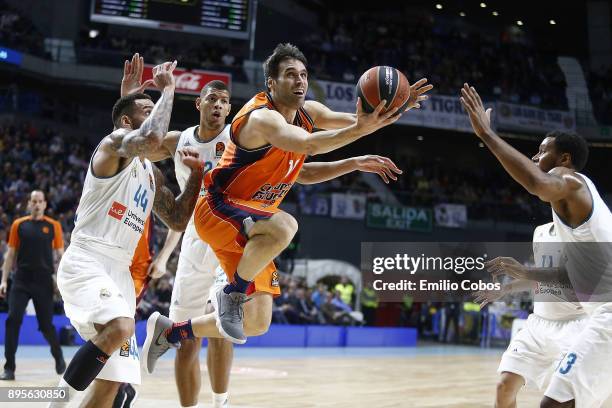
[92,61,177,178]
[152,148,203,231]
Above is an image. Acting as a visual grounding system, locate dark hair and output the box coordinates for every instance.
[262,43,307,87]
[200,80,231,97]
[111,93,152,127]
[547,130,589,171]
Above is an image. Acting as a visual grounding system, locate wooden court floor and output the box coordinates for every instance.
[3,345,612,408]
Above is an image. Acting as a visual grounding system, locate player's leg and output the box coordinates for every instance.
[205,297,234,408]
[80,378,122,408]
[174,337,203,407]
[30,283,65,374]
[207,338,233,407]
[1,283,30,379]
[234,211,298,283]
[495,372,524,408]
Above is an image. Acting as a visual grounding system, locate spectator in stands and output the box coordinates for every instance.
[334,276,354,307]
[361,283,378,326]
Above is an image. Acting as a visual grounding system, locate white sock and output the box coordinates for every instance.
[212,392,229,407]
[47,378,78,407]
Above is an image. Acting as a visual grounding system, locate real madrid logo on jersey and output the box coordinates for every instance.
[131,162,137,178]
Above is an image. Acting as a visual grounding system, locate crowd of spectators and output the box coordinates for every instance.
[0,0,49,58]
[587,66,612,125]
[299,11,568,110]
[76,28,248,82]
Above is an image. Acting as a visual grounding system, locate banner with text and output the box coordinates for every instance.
[143,65,231,95]
[308,79,574,134]
[495,101,575,133]
[307,80,475,132]
[366,203,433,232]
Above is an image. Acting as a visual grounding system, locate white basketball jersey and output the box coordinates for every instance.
[71,149,156,262]
[532,222,584,320]
[552,173,612,243]
[551,173,612,311]
[174,125,230,263]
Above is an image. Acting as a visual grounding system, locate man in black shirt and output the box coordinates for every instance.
[0,190,66,380]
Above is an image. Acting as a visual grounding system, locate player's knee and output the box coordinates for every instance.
[244,314,271,336]
[105,317,134,347]
[208,337,231,350]
[269,213,298,246]
[176,338,200,361]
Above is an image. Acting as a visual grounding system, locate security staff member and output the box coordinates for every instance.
[0,190,66,380]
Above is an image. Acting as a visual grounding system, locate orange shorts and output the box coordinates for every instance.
[130,261,150,296]
[194,193,281,296]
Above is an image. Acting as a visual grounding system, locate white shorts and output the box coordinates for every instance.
[545,303,612,407]
[169,242,220,322]
[498,313,587,390]
[57,244,141,384]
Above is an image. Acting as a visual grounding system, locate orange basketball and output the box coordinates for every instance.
[356,66,411,115]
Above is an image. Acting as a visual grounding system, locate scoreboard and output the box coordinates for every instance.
[91,0,252,39]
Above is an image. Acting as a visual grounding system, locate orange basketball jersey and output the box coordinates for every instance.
[205,91,314,209]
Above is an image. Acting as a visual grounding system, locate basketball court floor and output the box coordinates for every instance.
[5,342,601,407]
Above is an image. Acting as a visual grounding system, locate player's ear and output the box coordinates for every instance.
[560,152,572,168]
[195,97,202,111]
[226,103,231,115]
[266,76,274,91]
[120,114,132,129]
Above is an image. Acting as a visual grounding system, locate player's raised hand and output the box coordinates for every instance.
[460,83,493,139]
[121,53,155,97]
[152,60,178,91]
[0,281,7,298]
[405,78,433,111]
[355,98,401,135]
[178,146,203,171]
[353,155,403,184]
[485,257,528,282]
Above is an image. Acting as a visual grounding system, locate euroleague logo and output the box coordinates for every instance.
[215,141,225,158]
[108,201,127,221]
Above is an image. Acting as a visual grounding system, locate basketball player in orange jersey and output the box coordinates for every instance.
[142,43,433,366]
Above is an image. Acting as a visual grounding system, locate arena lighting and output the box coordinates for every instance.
[89,29,99,38]
[549,19,557,25]
[480,2,486,8]
[479,142,485,148]
[517,20,524,26]
[459,11,466,17]
[435,4,443,10]
[492,11,499,16]
[417,136,424,141]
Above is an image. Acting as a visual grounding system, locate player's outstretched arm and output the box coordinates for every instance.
[147,229,182,279]
[304,78,432,130]
[109,61,178,159]
[460,83,582,202]
[297,155,402,184]
[151,147,203,231]
[120,54,182,162]
[250,98,400,155]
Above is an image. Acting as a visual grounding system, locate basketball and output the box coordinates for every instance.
[356,66,411,114]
